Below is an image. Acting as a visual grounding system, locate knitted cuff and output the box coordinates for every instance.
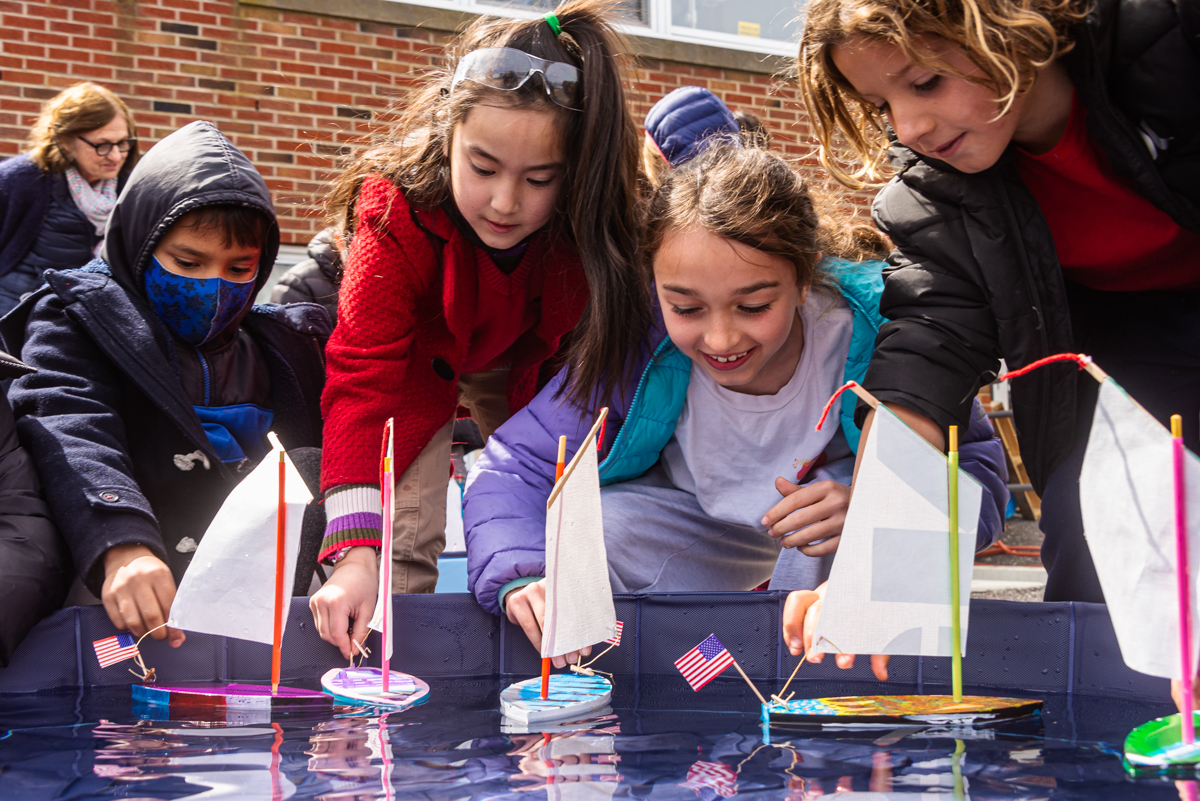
[319,483,383,564]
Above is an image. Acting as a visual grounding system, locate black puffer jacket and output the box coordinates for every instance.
[0,350,69,666]
[866,0,1200,491]
[0,122,331,596]
[270,226,341,324]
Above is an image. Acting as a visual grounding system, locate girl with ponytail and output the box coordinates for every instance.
[311,0,644,658]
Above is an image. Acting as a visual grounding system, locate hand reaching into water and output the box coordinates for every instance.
[101,543,185,647]
[310,546,377,660]
[506,579,592,668]
[782,582,890,681]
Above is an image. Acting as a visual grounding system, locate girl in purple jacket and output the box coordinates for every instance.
[463,145,1009,665]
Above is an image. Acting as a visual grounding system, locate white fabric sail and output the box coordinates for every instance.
[542,424,618,659]
[813,405,981,658]
[170,435,312,644]
[1080,378,1200,679]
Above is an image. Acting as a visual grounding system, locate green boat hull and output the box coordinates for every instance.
[1125,712,1200,772]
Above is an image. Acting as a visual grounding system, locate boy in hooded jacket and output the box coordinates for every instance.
[0,121,330,649]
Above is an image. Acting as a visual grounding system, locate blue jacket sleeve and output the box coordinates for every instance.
[958,398,1009,551]
[464,370,620,615]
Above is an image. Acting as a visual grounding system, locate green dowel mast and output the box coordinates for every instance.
[948,425,963,702]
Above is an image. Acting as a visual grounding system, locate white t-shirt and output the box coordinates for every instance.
[660,290,855,528]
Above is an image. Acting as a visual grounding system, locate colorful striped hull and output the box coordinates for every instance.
[763,695,1042,727]
[500,674,613,724]
[1125,713,1200,771]
[132,683,332,717]
[320,668,430,711]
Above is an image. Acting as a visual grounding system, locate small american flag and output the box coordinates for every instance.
[675,634,734,691]
[93,633,139,668]
[680,760,738,798]
[605,621,624,646]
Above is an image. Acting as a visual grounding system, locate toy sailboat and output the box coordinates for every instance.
[500,408,620,724]
[321,419,431,710]
[135,433,332,714]
[764,383,1041,727]
[1003,354,1200,770]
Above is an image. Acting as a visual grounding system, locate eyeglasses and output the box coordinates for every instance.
[451,48,582,111]
[76,135,137,157]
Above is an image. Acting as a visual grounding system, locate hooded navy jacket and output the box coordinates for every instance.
[0,121,330,595]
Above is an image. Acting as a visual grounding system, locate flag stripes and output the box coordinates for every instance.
[93,633,139,668]
[675,634,735,691]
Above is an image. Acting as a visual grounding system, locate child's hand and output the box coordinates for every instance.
[782,583,889,681]
[310,546,377,660]
[762,477,851,555]
[101,543,185,647]
[505,579,592,668]
[1171,676,1200,715]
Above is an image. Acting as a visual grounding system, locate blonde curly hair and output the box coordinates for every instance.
[26,82,138,174]
[798,0,1089,188]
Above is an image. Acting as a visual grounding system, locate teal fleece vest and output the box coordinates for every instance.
[598,258,886,485]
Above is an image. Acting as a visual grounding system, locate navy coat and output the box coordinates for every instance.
[0,122,330,595]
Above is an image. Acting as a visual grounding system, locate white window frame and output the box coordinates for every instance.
[389,0,798,57]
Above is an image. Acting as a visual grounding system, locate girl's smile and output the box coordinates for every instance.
[654,227,808,396]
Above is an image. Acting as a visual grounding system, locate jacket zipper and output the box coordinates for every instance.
[195,347,211,406]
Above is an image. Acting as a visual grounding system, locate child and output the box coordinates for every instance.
[0,121,330,647]
[463,145,1008,664]
[641,86,741,188]
[310,0,643,659]
[796,0,1200,604]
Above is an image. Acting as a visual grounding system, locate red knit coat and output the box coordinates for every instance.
[320,176,589,491]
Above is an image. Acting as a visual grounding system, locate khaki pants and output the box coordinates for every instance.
[391,369,510,593]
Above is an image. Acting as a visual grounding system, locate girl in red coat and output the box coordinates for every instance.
[310,0,644,657]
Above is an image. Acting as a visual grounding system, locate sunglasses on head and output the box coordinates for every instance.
[451,47,582,111]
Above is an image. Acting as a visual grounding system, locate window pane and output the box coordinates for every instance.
[671,0,797,42]
[476,0,647,25]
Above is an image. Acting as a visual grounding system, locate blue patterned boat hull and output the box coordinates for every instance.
[500,674,613,724]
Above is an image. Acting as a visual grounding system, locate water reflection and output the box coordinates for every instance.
[0,680,1190,800]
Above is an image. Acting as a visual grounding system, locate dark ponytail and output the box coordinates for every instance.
[548,0,647,411]
[326,0,646,412]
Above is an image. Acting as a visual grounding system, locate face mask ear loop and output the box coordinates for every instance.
[544,13,562,37]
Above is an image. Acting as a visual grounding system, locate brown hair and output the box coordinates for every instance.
[326,0,645,410]
[798,0,1088,187]
[643,144,888,291]
[733,111,771,149]
[26,82,138,174]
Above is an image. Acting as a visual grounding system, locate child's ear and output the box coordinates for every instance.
[798,283,811,307]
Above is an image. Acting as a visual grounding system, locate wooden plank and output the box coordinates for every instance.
[984,401,1041,521]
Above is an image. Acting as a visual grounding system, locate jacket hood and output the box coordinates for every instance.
[100,121,280,298]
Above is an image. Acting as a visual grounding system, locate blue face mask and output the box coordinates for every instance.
[143,256,257,346]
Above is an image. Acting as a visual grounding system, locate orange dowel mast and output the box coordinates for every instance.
[542,435,568,700]
[271,448,287,694]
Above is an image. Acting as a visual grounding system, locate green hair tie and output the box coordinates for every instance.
[544,13,562,36]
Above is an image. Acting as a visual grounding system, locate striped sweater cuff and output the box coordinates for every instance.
[319,483,383,564]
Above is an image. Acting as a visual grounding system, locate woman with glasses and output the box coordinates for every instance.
[0,82,138,314]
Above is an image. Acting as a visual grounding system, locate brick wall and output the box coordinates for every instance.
[0,0,875,245]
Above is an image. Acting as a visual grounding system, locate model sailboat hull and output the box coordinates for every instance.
[133,683,332,713]
[500,673,612,724]
[1125,713,1200,770]
[320,667,430,710]
[763,695,1041,727]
